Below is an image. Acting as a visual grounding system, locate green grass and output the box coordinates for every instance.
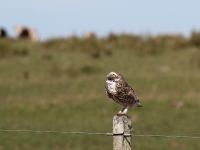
[0,38,200,149]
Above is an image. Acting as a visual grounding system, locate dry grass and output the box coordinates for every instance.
[0,35,200,149]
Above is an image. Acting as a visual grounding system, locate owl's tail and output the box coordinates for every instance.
[135,99,142,107]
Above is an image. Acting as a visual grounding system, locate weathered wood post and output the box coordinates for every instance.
[113,115,132,150]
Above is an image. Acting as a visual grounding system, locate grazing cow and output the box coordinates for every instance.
[0,28,8,38]
[15,26,39,42]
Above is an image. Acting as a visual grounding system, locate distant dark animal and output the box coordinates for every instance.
[0,28,8,38]
[105,72,142,115]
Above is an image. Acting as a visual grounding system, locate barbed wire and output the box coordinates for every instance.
[0,129,200,139]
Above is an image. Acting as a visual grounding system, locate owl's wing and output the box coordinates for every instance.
[116,75,139,105]
[127,86,139,100]
[118,86,138,104]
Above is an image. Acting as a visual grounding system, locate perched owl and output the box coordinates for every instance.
[105,72,142,115]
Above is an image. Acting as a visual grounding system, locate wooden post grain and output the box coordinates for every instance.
[113,115,132,150]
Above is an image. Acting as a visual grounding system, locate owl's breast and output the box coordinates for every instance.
[106,80,117,94]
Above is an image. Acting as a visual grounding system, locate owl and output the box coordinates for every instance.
[105,72,142,115]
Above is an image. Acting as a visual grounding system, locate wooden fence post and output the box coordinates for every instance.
[113,115,132,150]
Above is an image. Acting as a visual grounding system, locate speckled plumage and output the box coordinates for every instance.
[105,72,141,114]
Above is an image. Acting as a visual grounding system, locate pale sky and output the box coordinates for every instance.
[1,0,200,39]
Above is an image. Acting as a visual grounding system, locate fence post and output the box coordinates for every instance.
[113,115,132,150]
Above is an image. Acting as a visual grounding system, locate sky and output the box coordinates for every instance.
[1,0,200,39]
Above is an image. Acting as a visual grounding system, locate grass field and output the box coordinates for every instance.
[0,36,200,150]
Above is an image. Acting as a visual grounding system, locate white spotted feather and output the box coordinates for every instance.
[106,79,117,94]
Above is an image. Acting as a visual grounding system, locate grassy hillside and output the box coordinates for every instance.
[0,35,200,150]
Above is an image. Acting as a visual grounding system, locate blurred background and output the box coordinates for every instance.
[0,0,200,149]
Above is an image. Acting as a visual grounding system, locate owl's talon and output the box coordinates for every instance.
[119,106,128,114]
[117,107,128,116]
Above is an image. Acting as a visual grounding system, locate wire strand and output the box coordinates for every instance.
[0,129,200,139]
[134,134,200,139]
[0,129,115,136]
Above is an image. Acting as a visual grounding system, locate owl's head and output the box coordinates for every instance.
[106,72,120,81]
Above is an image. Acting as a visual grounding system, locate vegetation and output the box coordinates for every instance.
[0,32,200,150]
